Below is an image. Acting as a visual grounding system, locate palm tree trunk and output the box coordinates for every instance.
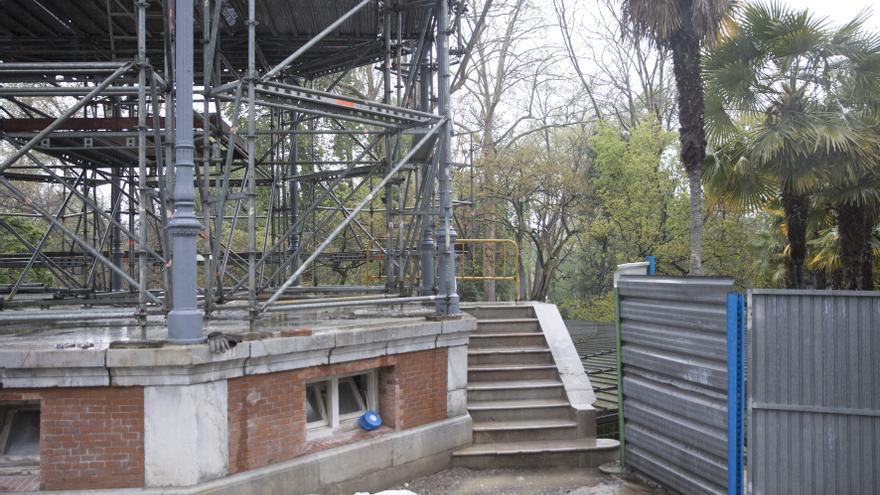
[687,169,703,276]
[670,30,706,275]
[838,202,868,289]
[781,188,809,289]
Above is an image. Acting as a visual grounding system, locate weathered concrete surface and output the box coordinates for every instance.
[400,467,667,495]
[532,303,597,408]
[14,415,472,495]
[446,344,468,417]
[0,314,476,388]
[144,381,229,487]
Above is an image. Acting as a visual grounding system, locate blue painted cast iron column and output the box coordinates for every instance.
[435,0,460,315]
[167,0,205,343]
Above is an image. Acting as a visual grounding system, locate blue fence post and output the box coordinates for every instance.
[645,255,656,275]
[726,292,745,495]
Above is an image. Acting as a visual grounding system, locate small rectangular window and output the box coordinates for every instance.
[306,382,328,427]
[3,410,39,456]
[304,370,378,438]
[0,404,40,469]
[338,376,367,419]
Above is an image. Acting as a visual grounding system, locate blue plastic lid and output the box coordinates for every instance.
[359,410,382,431]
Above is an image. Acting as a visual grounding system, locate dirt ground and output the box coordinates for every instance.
[392,467,668,495]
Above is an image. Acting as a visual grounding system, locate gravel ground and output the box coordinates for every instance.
[393,467,668,495]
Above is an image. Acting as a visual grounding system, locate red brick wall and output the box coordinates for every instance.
[0,387,145,491]
[227,348,449,474]
[0,347,450,487]
[393,348,448,429]
[227,370,304,474]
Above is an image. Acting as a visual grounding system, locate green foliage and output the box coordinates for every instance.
[549,116,771,319]
[559,291,616,323]
[587,118,689,274]
[0,215,54,285]
[704,2,880,289]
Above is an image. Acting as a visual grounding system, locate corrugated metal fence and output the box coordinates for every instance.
[749,290,880,495]
[616,277,744,495]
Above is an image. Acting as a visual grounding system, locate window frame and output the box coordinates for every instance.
[305,370,378,439]
[0,403,40,468]
[305,382,329,428]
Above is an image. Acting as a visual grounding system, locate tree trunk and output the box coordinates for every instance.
[687,169,703,276]
[670,22,707,276]
[529,261,553,301]
[864,214,875,291]
[838,202,866,289]
[780,188,809,289]
[483,223,496,302]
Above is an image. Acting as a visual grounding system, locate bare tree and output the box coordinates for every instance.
[552,0,677,131]
[455,0,576,300]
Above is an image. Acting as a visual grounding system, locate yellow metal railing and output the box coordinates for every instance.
[364,238,520,300]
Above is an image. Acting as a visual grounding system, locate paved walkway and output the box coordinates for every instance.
[396,467,666,495]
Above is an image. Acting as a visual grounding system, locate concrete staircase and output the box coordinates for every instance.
[453,304,618,468]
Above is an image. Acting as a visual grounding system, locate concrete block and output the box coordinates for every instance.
[197,458,320,495]
[328,341,387,364]
[447,388,468,418]
[385,335,437,355]
[332,326,395,347]
[392,415,472,466]
[1,366,109,388]
[573,406,597,438]
[107,343,249,368]
[0,349,106,368]
[382,320,443,341]
[244,349,329,375]
[110,359,247,387]
[316,435,393,485]
[434,333,469,348]
[440,316,477,335]
[533,303,597,407]
[248,332,335,357]
[145,380,229,487]
[446,345,468,391]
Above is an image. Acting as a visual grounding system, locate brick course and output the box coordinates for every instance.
[0,387,145,491]
[227,370,304,474]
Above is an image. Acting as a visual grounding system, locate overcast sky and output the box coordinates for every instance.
[791,0,880,30]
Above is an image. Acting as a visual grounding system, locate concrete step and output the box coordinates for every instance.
[465,306,535,320]
[467,379,564,401]
[467,347,553,365]
[452,438,619,469]
[472,419,578,443]
[468,364,559,382]
[474,318,540,334]
[469,333,546,348]
[468,398,571,421]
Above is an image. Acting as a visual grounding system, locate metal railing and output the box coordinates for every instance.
[364,238,519,300]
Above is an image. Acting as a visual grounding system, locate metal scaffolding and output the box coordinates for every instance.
[0,0,468,338]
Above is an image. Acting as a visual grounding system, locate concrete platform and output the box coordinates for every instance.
[0,305,474,388]
[401,467,667,494]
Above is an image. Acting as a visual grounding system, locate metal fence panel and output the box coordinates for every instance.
[749,290,880,495]
[618,277,743,495]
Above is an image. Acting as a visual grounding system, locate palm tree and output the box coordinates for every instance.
[704,2,876,288]
[824,26,880,289]
[622,0,737,275]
